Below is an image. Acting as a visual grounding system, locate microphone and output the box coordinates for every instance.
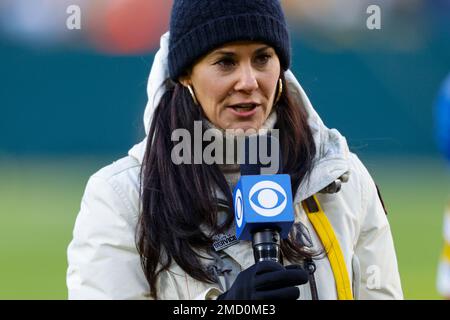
[233,134,295,264]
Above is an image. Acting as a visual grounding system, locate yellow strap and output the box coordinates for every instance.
[443,207,450,262]
[302,195,353,300]
[442,242,450,263]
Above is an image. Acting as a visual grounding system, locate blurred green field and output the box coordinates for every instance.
[0,155,449,299]
[364,156,450,300]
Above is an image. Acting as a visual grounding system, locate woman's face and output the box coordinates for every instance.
[180,41,281,131]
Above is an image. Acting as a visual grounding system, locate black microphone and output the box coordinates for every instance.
[233,134,294,264]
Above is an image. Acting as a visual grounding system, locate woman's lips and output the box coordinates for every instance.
[227,105,260,117]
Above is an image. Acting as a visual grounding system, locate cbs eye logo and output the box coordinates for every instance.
[234,189,244,227]
[249,181,287,217]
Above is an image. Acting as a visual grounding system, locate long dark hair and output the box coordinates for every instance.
[137,74,317,299]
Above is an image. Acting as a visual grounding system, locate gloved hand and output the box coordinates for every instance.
[217,261,308,300]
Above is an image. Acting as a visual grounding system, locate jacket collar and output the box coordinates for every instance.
[128,31,350,203]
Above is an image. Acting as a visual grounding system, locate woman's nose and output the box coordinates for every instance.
[234,64,258,93]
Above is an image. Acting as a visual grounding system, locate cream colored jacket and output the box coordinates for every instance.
[66,32,403,300]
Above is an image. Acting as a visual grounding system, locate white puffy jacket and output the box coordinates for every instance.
[66,32,403,300]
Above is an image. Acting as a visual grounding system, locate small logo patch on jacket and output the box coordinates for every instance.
[213,233,239,251]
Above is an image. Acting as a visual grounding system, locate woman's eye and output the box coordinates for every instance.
[255,54,271,65]
[215,58,235,69]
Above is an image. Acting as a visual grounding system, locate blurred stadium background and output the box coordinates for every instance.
[0,0,449,299]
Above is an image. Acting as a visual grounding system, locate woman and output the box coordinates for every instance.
[67,0,403,300]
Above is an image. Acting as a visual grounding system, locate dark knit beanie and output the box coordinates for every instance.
[168,0,291,81]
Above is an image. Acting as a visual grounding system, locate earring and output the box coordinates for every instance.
[274,79,283,106]
[187,84,199,106]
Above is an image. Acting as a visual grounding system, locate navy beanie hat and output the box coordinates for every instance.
[168,0,291,81]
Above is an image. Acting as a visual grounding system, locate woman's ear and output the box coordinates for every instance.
[179,79,190,88]
[178,71,192,88]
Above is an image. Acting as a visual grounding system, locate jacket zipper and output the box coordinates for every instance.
[305,258,319,300]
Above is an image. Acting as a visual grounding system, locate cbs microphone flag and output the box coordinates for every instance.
[233,174,294,241]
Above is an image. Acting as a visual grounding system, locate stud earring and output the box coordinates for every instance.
[187,84,199,106]
[274,79,283,106]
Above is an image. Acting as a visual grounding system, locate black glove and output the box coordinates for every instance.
[217,261,309,300]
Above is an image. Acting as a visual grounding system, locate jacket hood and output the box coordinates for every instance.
[128,31,350,202]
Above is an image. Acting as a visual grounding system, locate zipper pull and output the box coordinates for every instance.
[305,258,316,274]
[304,258,319,300]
